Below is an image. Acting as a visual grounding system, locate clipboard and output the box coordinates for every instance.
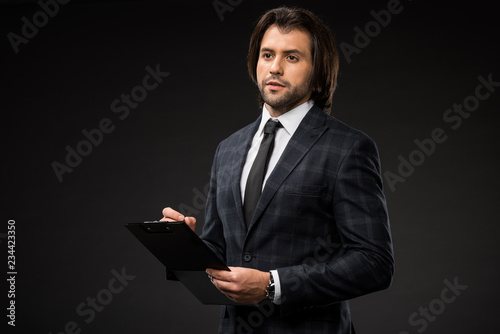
[125,221,239,305]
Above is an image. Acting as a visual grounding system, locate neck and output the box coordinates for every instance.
[264,98,310,118]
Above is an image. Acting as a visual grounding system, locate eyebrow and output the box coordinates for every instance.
[260,47,307,57]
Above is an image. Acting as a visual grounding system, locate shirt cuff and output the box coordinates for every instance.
[270,269,282,305]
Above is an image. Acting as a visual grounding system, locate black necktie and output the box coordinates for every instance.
[244,119,281,227]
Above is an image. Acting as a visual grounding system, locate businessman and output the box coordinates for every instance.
[162,6,394,333]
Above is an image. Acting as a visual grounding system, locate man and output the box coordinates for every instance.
[162,6,394,333]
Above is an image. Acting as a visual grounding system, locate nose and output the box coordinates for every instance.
[269,57,283,75]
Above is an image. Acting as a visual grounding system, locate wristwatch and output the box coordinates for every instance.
[265,271,275,301]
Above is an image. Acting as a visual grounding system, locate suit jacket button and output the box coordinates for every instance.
[243,252,252,262]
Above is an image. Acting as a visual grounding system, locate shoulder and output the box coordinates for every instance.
[219,116,260,144]
[328,114,374,144]
[221,121,257,144]
[324,114,382,172]
[309,105,377,150]
[213,117,260,158]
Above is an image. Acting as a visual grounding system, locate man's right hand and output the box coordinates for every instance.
[160,207,197,232]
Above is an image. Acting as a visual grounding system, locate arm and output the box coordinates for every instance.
[198,142,227,262]
[276,136,394,315]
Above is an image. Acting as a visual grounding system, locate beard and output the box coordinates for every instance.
[258,76,312,113]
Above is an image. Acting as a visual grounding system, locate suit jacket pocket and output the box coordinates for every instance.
[284,184,326,197]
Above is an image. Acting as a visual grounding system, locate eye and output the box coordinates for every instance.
[287,55,298,61]
[262,53,273,59]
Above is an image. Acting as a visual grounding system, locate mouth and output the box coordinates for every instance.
[266,80,286,91]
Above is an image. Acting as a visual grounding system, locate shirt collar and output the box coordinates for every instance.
[258,100,313,137]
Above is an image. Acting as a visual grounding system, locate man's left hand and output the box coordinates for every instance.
[206,267,270,304]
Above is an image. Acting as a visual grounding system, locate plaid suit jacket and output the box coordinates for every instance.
[200,105,394,333]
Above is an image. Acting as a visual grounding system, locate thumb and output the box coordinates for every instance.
[185,217,197,232]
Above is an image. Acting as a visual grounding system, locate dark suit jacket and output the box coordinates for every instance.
[200,105,394,333]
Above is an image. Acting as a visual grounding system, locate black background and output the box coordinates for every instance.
[2,0,499,333]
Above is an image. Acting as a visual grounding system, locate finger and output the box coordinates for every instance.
[161,207,185,222]
[209,278,241,303]
[206,268,230,282]
[184,216,197,232]
[212,280,238,298]
[206,268,219,279]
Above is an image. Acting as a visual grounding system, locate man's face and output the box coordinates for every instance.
[256,25,314,117]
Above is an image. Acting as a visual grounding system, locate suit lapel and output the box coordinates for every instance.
[230,116,261,229]
[247,106,328,231]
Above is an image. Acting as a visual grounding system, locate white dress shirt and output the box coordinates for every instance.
[240,100,313,304]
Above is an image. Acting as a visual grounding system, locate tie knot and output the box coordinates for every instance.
[264,119,281,135]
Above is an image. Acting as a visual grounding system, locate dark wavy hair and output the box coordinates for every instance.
[247,7,339,114]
